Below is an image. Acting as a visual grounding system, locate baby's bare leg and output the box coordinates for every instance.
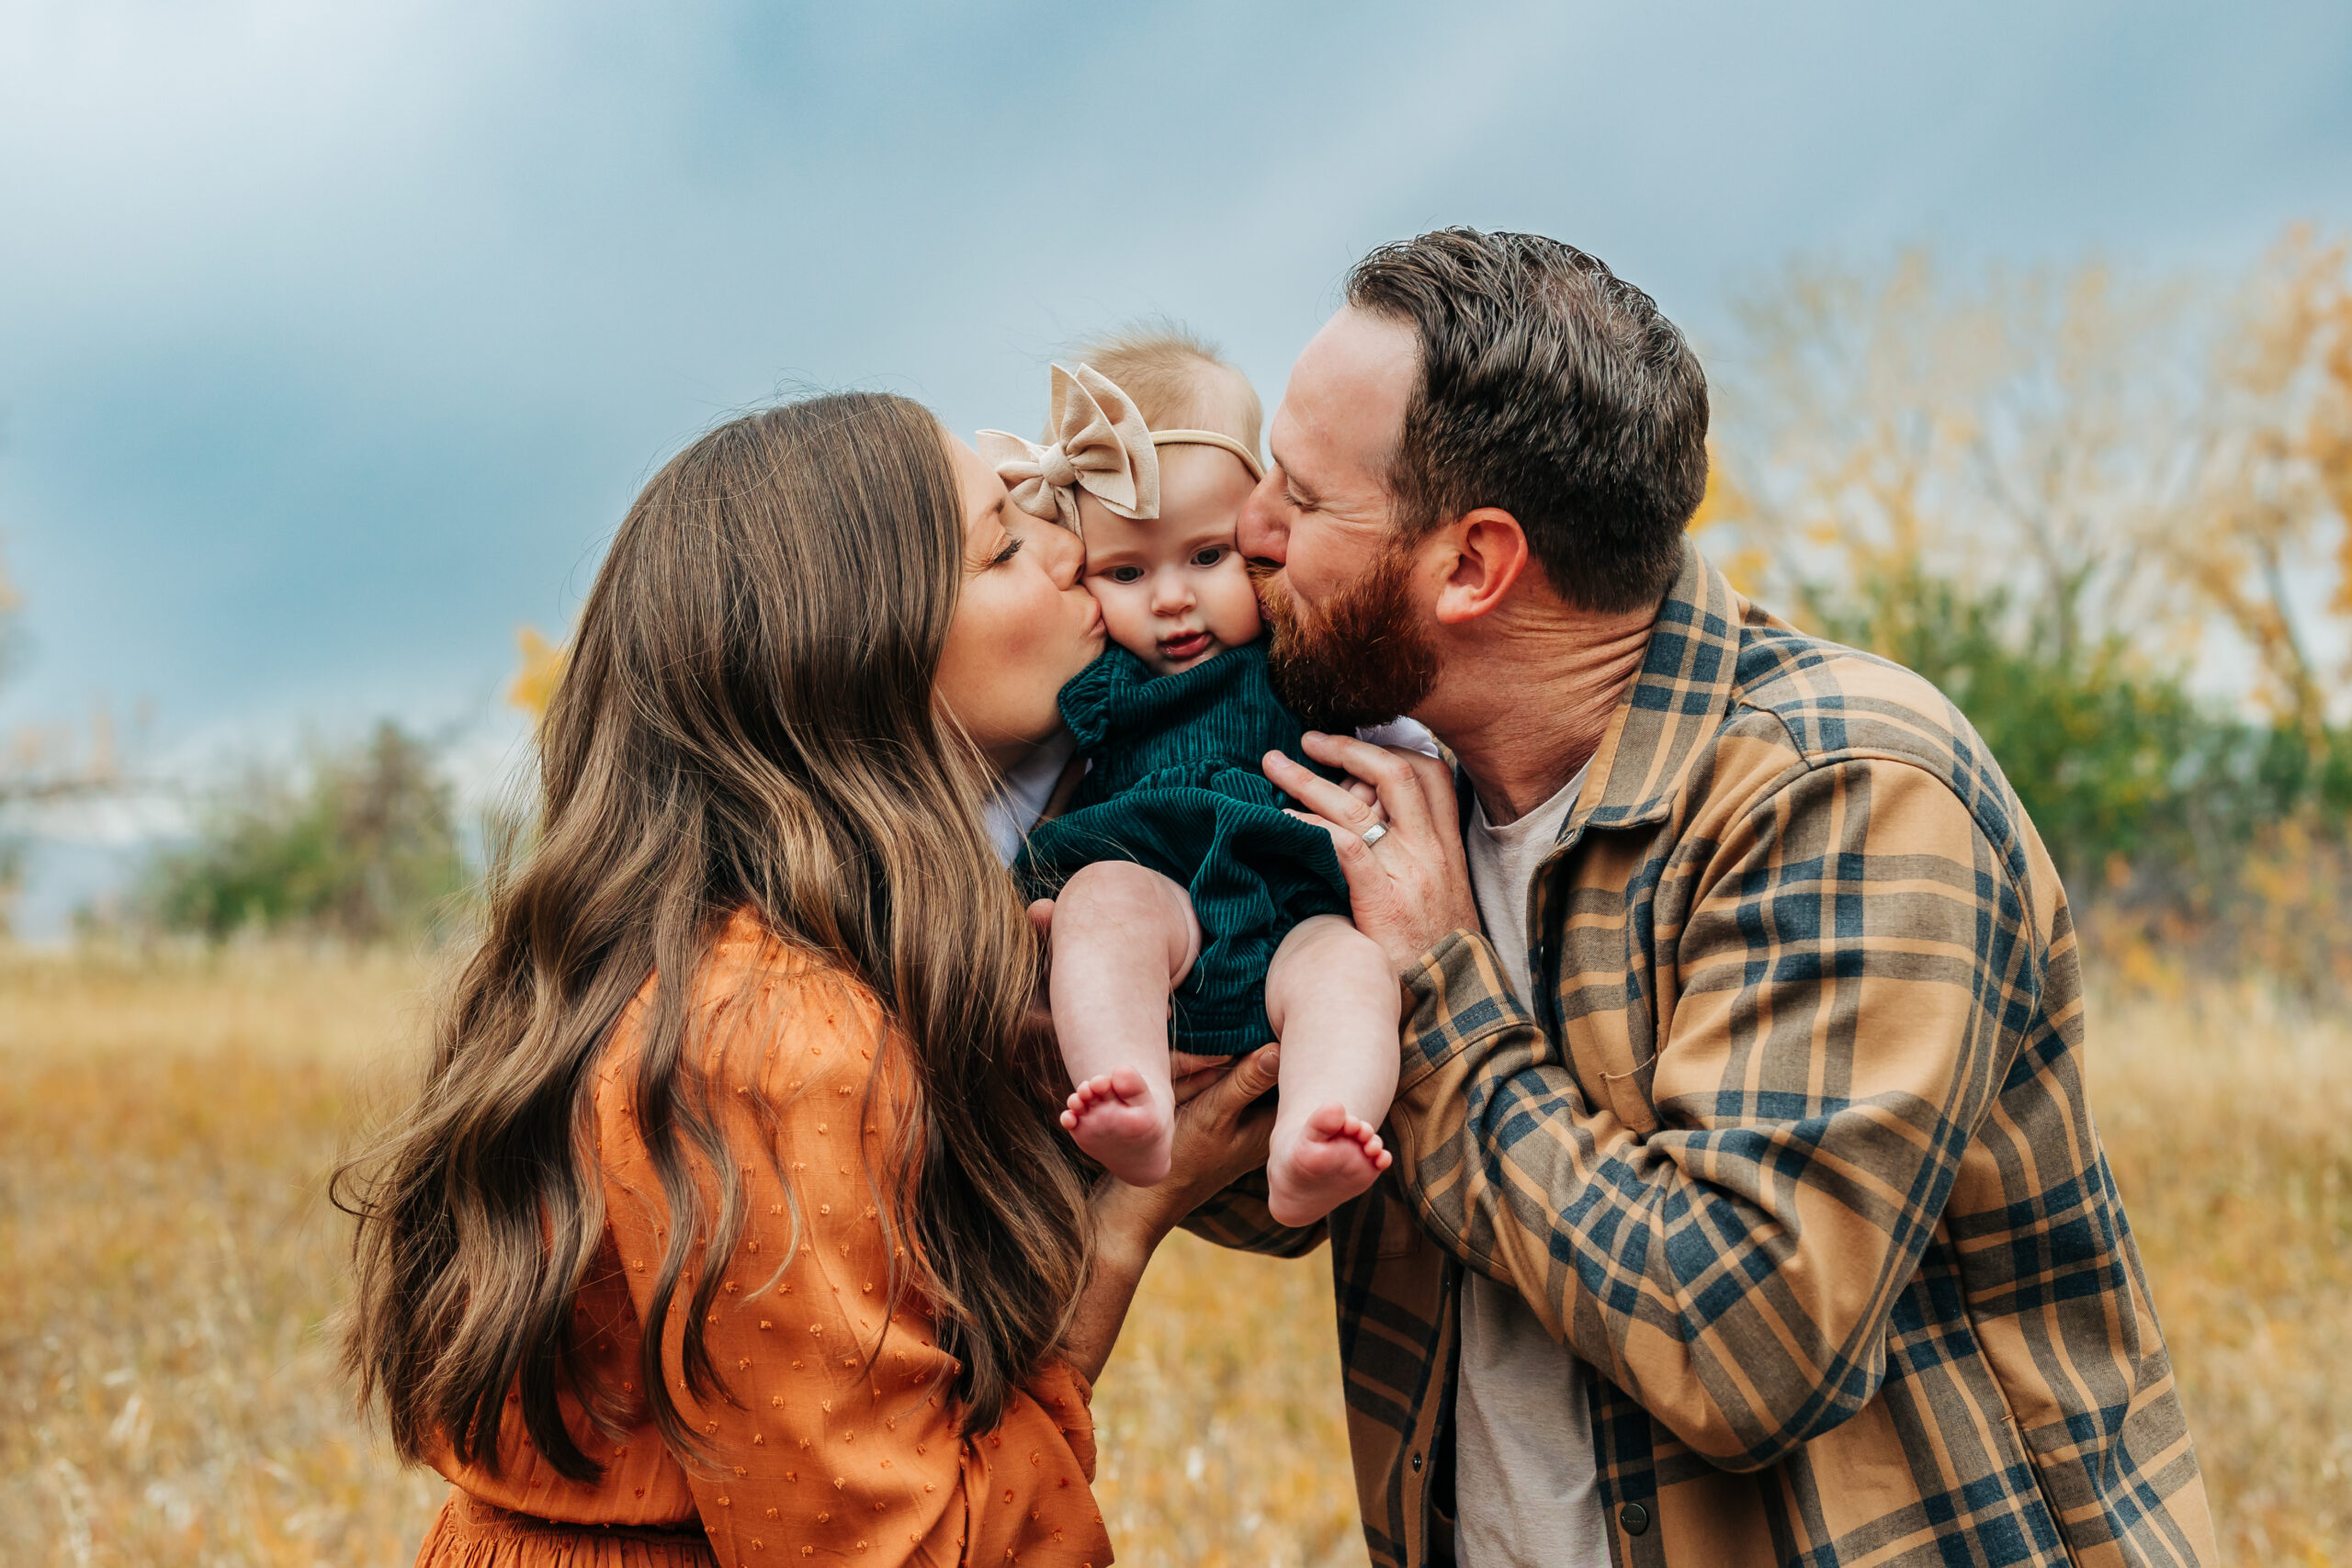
[1049,861,1202,1187]
[1263,915,1401,1226]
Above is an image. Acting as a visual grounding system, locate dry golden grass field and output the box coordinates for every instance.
[2,946,2345,1565]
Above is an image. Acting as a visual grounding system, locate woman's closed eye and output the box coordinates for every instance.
[986,535,1024,568]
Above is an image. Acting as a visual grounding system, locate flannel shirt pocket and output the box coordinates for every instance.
[1599,1058,1660,1135]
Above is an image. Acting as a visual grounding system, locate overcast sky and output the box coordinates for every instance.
[4,0,2350,817]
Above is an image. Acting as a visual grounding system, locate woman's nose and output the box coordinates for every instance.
[1041,524,1085,589]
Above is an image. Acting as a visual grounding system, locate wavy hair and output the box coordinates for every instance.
[336,393,1088,1479]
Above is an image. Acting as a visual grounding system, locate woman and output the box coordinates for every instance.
[338,393,1279,1565]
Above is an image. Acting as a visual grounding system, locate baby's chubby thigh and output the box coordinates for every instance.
[1263,915,1398,1047]
[1050,859,1204,990]
[1046,860,1204,1189]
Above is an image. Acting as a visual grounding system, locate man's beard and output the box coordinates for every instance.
[1254,544,1440,735]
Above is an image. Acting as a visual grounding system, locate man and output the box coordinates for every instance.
[1196,229,2215,1568]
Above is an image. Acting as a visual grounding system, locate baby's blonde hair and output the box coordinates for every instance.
[1062,322,1263,457]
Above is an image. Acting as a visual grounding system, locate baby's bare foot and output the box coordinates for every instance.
[1060,1069,1174,1186]
[1267,1102,1392,1226]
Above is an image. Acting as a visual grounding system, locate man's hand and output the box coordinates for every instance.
[1264,733,1480,978]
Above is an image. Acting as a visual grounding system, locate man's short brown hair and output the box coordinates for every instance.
[1345,229,1708,614]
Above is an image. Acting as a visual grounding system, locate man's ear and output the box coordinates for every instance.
[1430,507,1532,626]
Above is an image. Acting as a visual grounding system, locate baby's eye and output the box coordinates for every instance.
[1190,547,1226,568]
[1103,565,1146,585]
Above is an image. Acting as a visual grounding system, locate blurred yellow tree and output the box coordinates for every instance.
[2183,227,2352,731]
[1684,449,1764,595]
[1706,228,2352,724]
[1705,250,2197,662]
[508,626,568,720]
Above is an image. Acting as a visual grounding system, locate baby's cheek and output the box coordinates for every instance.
[1095,589,1160,659]
[1210,571,1265,644]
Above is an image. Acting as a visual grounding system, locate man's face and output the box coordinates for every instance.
[1238,308,1440,731]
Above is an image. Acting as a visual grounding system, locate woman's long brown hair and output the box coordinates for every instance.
[335,393,1089,1480]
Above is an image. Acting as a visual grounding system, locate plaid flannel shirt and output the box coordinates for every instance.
[1189,541,2215,1568]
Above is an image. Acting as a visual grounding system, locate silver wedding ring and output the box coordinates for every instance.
[1361,822,1389,847]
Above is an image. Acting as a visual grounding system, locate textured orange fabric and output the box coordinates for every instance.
[413,1491,717,1566]
[424,913,1113,1568]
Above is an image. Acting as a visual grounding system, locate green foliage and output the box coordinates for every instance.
[0,837,22,939]
[1812,569,2352,989]
[144,722,469,943]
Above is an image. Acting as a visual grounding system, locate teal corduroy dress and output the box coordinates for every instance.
[1016,638,1350,1056]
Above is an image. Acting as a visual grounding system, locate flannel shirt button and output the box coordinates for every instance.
[1619,1503,1651,1536]
[1409,1451,1423,1473]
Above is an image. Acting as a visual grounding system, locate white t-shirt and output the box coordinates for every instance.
[1356,716,1442,759]
[1454,760,1611,1568]
[982,730,1078,865]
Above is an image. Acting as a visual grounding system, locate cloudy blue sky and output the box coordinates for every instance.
[4,0,2350,927]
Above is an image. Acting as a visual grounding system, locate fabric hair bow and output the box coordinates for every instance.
[977,363,1160,535]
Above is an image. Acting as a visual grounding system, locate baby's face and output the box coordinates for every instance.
[1077,446,1264,676]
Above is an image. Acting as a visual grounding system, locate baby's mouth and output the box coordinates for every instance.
[1159,629,1214,663]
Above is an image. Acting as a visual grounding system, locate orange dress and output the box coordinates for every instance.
[417,913,1114,1568]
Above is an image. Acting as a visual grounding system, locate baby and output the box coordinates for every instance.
[980,330,1398,1226]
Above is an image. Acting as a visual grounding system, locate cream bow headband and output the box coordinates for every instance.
[979,365,1269,536]
[977,364,1159,535]
[1150,428,1264,482]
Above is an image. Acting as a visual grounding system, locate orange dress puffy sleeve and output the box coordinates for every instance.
[423,914,1113,1568]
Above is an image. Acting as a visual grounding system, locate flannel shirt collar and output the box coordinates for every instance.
[1564,536,1745,840]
